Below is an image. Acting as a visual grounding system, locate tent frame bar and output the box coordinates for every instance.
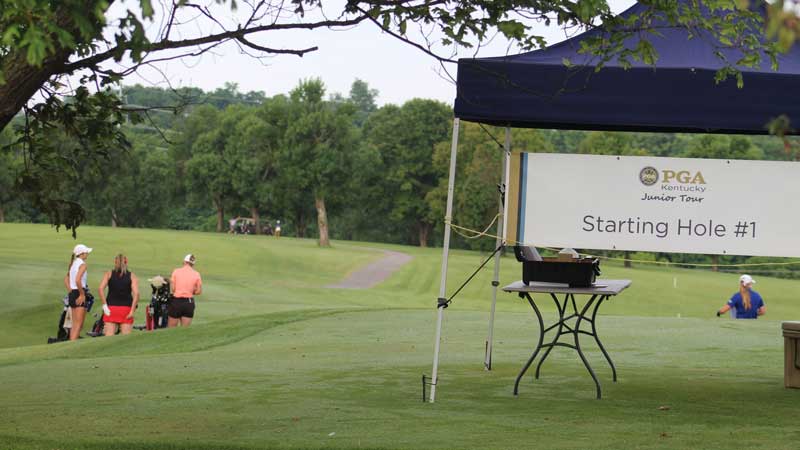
[429,118,460,403]
[484,127,511,370]
[430,120,512,402]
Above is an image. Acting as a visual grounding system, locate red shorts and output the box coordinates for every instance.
[105,306,134,324]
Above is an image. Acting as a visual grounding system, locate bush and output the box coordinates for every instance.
[166,207,214,231]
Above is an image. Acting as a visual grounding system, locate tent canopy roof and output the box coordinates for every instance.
[454,2,800,134]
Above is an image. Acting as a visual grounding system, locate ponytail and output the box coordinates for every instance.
[113,254,128,276]
[67,254,75,272]
[740,284,752,311]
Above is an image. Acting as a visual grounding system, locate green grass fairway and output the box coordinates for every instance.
[1,223,800,449]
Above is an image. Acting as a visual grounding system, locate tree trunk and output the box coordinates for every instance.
[0,206,4,223]
[295,212,306,238]
[251,207,261,235]
[623,251,632,268]
[0,4,108,130]
[0,54,68,131]
[315,196,330,247]
[711,254,719,272]
[418,223,430,248]
[111,207,118,228]
[213,199,224,233]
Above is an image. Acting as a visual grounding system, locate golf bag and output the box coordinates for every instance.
[86,312,105,337]
[47,290,96,343]
[146,276,171,330]
[47,298,71,344]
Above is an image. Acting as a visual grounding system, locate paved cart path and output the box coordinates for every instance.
[326,250,413,289]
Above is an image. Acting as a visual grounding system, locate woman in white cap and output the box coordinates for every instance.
[168,253,202,327]
[67,244,93,340]
[716,274,766,319]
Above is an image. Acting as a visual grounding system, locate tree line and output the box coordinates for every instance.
[1,79,798,276]
[4,0,797,242]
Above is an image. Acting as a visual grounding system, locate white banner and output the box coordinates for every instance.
[511,153,800,257]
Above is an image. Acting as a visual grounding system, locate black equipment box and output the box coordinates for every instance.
[514,246,601,287]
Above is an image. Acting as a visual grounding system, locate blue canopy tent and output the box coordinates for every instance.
[428,1,800,402]
[454,2,800,134]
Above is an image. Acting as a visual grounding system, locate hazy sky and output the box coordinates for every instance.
[116,1,635,106]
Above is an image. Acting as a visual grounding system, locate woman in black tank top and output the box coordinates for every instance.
[98,254,140,336]
[107,271,133,307]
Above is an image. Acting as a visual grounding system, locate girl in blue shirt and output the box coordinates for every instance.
[716,274,765,319]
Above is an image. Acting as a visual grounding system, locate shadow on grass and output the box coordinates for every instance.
[0,307,377,367]
[0,434,388,450]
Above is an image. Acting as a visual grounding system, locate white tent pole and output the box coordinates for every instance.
[429,118,460,403]
[501,132,512,242]
[484,127,511,370]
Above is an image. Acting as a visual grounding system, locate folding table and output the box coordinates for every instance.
[503,279,632,399]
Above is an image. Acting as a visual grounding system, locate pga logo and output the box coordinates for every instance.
[639,167,658,186]
[639,167,706,186]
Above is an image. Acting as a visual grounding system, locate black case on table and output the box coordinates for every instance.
[514,246,601,287]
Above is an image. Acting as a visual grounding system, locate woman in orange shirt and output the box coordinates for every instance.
[168,254,202,327]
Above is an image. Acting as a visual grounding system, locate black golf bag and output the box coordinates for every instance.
[47,298,71,344]
[86,311,105,337]
[146,276,171,330]
[47,290,97,343]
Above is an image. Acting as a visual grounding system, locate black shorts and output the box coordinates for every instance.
[67,289,93,309]
[168,298,195,318]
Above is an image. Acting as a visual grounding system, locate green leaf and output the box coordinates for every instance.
[21,28,51,66]
[140,0,154,18]
[496,20,524,39]
[2,25,20,44]
[54,29,76,49]
[594,61,606,73]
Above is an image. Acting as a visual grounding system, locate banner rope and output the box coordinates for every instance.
[445,219,800,269]
[448,214,500,240]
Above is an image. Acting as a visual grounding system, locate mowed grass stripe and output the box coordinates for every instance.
[0,308,375,367]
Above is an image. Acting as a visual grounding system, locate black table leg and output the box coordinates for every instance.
[591,295,617,382]
[534,293,567,379]
[514,293,544,396]
[515,290,616,399]
[574,294,602,399]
